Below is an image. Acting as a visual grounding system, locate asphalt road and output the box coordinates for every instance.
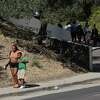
[24,86,100,100]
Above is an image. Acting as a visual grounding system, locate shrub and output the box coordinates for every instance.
[31,56,43,68]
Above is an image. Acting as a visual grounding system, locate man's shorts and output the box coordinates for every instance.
[18,69,26,79]
[9,62,18,68]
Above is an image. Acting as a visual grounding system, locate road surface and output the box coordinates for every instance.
[25,86,100,100]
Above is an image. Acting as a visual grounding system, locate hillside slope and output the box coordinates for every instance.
[0,34,76,88]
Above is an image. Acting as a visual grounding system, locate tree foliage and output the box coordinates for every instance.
[0,0,99,23]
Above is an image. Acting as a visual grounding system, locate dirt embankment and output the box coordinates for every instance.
[0,34,77,88]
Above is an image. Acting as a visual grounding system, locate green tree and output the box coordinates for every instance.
[77,0,93,19]
[0,0,98,24]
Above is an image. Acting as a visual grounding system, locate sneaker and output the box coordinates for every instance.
[20,85,25,89]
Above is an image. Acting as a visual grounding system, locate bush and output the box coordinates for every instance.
[89,6,100,33]
[31,56,43,68]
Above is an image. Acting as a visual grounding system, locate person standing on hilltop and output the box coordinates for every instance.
[77,25,84,43]
[91,24,99,46]
[70,20,77,42]
[83,22,90,43]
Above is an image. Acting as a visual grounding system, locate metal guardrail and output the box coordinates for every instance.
[47,40,92,70]
[91,47,100,72]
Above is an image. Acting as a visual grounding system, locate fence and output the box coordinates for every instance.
[46,40,92,70]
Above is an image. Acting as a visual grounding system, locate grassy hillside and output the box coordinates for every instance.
[89,7,100,33]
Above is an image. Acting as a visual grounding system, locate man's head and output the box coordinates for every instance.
[11,45,18,52]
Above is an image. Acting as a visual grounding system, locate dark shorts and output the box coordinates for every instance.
[9,62,18,68]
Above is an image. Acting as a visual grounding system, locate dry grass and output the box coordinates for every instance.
[0,34,76,88]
